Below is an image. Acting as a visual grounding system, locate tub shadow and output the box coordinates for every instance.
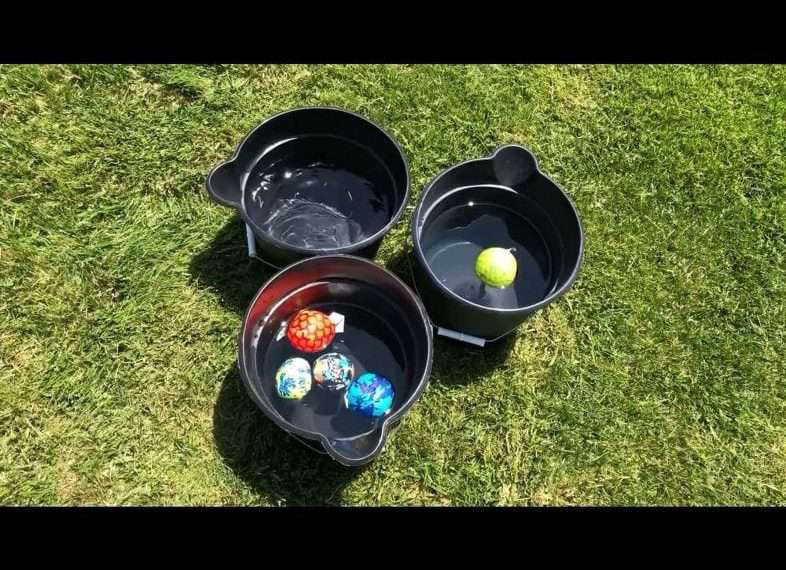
[194,218,361,503]
[385,248,517,387]
[429,333,517,386]
[189,216,276,315]
[213,367,364,505]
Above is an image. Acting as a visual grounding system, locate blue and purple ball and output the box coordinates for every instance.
[344,373,395,418]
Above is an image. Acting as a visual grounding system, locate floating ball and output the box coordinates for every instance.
[313,352,354,391]
[286,309,336,353]
[475,247,517,288]
[345,373,395,418]
[275,357,312,400]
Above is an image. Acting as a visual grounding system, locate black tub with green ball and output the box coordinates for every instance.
[410,144,584,343]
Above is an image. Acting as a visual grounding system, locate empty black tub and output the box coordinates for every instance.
[411,145,584,342]
[238,255,433,466]
[207,107,410,268]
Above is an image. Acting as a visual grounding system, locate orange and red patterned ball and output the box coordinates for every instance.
[286,309,336,353]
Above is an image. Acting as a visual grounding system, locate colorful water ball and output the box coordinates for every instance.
[286,309,336,353]
[275,357,312,400]
[345,373,395,418]
[313,352,354,391]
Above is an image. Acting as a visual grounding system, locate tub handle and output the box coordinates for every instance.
[435,327,487,347]
[206,160,242,209]
[244,223,284,271]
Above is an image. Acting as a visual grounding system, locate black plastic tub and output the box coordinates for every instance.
[238,255,433,466]
[411,145,584,342]
[206,107,410,269]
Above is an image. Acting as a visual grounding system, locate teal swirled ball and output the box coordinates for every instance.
[344,373,395,418]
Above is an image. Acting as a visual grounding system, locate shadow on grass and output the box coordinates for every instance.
[430,334,516,386]
[192,219,362,504]
[189,216,276,315]
[384,247,517,387]
[213,367,363,505]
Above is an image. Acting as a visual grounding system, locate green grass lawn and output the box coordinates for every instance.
[1,64,785,505]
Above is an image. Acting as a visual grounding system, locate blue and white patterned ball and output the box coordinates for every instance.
[344,373,395,418]
[275,357,312,400]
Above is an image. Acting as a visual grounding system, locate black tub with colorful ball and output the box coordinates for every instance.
[237,254,433,467]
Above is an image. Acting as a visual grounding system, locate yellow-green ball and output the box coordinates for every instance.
[475,247,517,288]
